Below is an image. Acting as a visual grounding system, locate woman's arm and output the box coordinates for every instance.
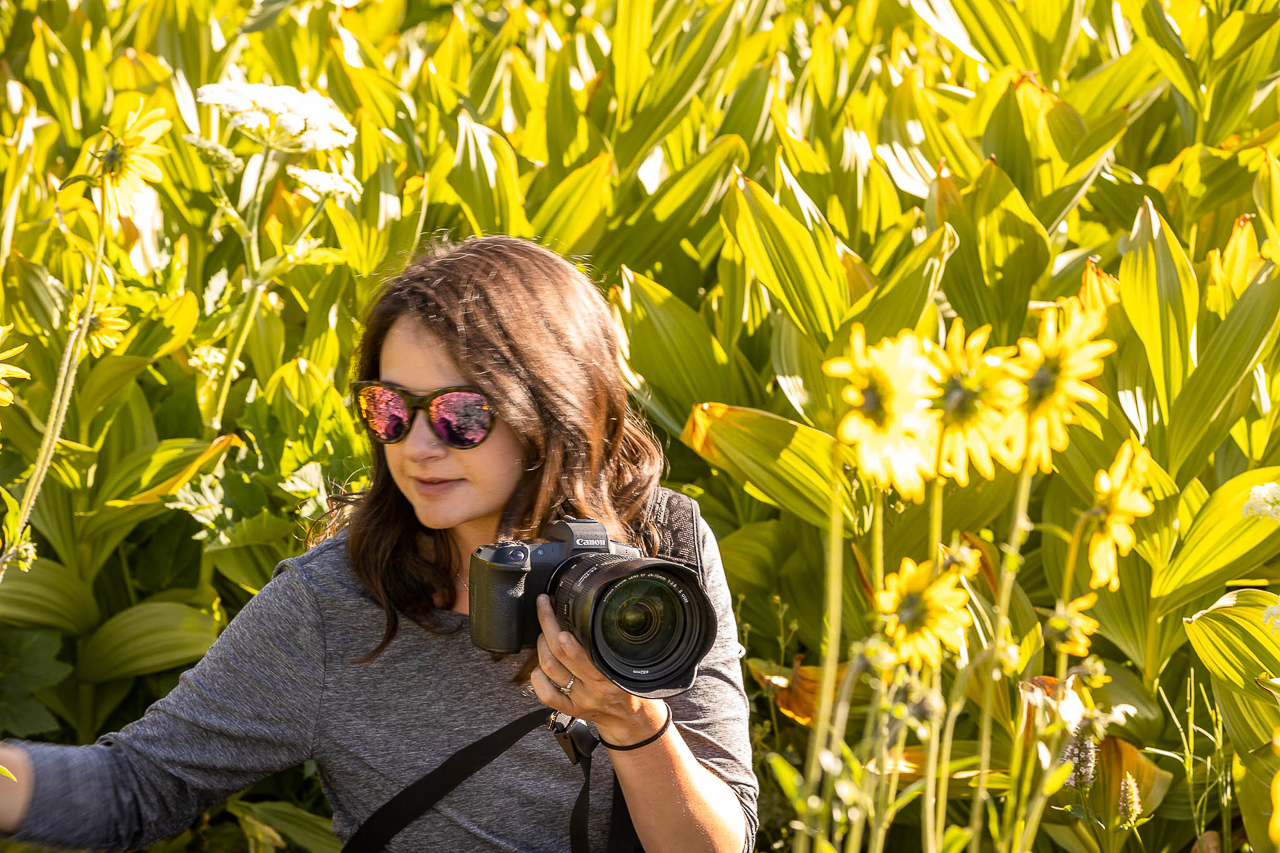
[595,693,748,853]
[0,564,326,849]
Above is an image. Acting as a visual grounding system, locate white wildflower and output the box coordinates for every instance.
[1243,483,1280,521]
[229,110,270,132]
[195,82,256,114]
[196,82,355,153]
[276,113,306,136]
[1264,605,1280,634]
[286,165,361,200]
[188,345,243,380]
[182,135,243,174]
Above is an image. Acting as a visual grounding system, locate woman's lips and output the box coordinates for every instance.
[413,478,460,496]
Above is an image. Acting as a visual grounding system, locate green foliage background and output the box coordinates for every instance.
[4,0,1280,849]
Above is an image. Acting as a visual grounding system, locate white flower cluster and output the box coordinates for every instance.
[1242,482,1280,521]
[1263,604,1280,634]
[188,345,244,380]
[182,134,243,174]
[196,83,356,152]
[286,165,361,200]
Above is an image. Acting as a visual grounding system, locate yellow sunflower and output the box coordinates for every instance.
[1046,592,1099,657]
[68,290,130,358]
[923,318,1025,485]
[1005,297,1115,474]
[92,106,170,220]
[876,558,972,669]
[824,326,937,503]
[1087,438,1154,592]
[0,324,29,407]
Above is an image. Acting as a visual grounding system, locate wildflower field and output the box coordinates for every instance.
[4,0,1280,850]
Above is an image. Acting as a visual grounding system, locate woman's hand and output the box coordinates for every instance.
[531,593,746,853]
[530,594,667,747]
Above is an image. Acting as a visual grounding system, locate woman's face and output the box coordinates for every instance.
[379,316,527,564]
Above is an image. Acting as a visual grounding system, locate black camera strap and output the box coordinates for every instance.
[341,709,630,853]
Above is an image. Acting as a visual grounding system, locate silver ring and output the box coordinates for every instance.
[559,675,576,696]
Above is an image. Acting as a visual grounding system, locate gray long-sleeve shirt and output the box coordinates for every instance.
[5,520,758,851]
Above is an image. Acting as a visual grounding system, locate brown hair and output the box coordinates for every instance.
[327,236,665,661]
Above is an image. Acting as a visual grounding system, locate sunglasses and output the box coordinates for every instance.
[351,381,496,448]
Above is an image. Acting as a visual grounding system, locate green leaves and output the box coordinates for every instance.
[77,602,217,683]
[1119,0,1203,117]
[451,110,532,237]
[722,174,847,347]
[1167,264,1280,483]
[1151,467,1280,616]
[0,627,72,737]
[680,404,857,534]
[1185,587,1280,829]
[931,160,1049,344]
[1118,198,1199,425]
[0,558,100,636]
[611,268,736,436]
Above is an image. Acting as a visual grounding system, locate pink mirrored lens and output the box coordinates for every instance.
[430,392,492,448]
[357,386,410,442]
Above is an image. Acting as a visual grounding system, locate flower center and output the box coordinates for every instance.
[101,141,126,176]
[857,380,889,427]
[942,375,980,422]
[898,592,927,632]
[1026,359,1059,407]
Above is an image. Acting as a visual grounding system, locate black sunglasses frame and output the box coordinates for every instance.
[350,380,498,449]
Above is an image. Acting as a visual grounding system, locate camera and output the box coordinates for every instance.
[469,517,717,699]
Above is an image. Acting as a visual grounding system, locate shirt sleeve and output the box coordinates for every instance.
[3,564,326,851]
[667,516,759,853]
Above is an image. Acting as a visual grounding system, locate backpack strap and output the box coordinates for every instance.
[600,487,706,853]
[647,488,703,574]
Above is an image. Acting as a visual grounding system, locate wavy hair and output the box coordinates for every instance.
[326,236,666,662]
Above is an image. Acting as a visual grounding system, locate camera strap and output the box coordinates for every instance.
[340,709,634,853]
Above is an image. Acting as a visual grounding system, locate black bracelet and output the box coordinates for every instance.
[598,701,672,751]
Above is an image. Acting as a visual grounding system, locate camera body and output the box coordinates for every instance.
[469,517,716,698]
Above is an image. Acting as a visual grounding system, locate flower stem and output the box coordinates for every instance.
[871,490,884,592]
[844,675,885,853]
[922,465,945,853]
[795,441,847,852]
[922,663,942,853]
[967,466,1034,853]
[1055,513,1094,684]
[208,143,274,434]
[209,278,267,433]
[246,146,273,277]
[934,661,975,843]
[0,207,108,579]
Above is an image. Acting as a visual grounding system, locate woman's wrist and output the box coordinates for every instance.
[593,698,669,749]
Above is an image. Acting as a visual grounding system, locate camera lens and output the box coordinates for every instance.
[600,576,682,665]
[551,554,716,698]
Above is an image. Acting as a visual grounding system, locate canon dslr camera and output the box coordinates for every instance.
[469,517,716,699]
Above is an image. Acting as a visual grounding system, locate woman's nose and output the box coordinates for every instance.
[402,410,447,458]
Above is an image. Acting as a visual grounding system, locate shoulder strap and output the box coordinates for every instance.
[341,709,548,852]
[607,772,644,852]
[648,488,703,573]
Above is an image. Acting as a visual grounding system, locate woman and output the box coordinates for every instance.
[0,236,758,852]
